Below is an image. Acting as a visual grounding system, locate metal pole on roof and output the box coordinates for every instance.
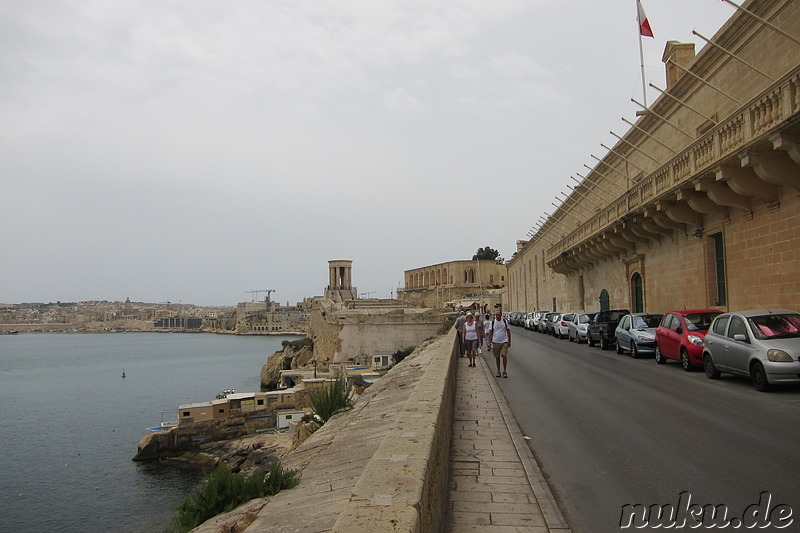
[720,0,800,47]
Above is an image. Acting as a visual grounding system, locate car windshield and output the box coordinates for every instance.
[684,312,721,331]
[633,315,662,329]
[579,314,590,323]
[748,313,800,339]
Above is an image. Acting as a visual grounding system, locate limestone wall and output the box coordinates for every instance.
[193,330,459,533]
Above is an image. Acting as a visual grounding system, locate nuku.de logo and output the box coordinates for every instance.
[619,491,793,529]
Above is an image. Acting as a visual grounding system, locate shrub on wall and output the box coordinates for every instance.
[167,462,300,533]
[309,378,354,424]
[392,345,416,365]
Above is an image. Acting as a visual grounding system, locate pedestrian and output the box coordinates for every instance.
[462,313,479,367]
[475,312,484,354]
[454,311,467,357]
[487,309,511,378]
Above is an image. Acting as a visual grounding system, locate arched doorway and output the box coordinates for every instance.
[599,289,610,311]
[631,273,643,313]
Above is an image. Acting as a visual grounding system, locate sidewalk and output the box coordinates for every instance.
[448,350,572,532]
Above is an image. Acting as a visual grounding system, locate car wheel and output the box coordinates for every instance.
[616,339,624,354]
[654,345,666,364]
[704,354,720,379]
[600,335,609,350]
[680,348,694,371]
[631,341,639,359]
[750,362,771,392]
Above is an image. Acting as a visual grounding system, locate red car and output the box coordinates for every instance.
[655,309,722,370]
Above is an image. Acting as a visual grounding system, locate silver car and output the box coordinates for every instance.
[568,313,593,343]
[615,313,663,358]
[703,309,800,391]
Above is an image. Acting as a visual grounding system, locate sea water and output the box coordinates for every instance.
[0,332,296,533]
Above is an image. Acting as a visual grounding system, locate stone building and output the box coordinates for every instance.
[234,300,310,334]
[398,259,507,310]
[506,0,800,315]
[307,259,446,365]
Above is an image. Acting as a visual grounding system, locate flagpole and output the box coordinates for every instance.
[637,0,648,107]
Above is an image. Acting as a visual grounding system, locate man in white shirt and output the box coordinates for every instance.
[487,309,511,378]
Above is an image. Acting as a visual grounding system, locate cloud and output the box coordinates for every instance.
[381,88,432,118]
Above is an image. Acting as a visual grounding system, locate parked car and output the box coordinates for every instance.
[655,309,722,370]
[615,313,663,358]
[568,313,593,343]
[588,309,630,350]
[539,312,556,333]
[545,313,562,336]
[554,313,575,339]
[528,311,546,331]
[703,310,800,391]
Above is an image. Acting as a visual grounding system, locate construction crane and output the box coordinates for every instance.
[245,289,275,304]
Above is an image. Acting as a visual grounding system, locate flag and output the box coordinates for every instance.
[637,0,654,38]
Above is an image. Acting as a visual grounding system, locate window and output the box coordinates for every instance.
[218,409,225,414]
[183,411,190,417]
[712,315,730,335]
[727,316,748,341]
[257,399,264,406]
[620,316,631,329]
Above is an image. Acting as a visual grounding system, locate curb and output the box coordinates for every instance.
[478,356,573,532]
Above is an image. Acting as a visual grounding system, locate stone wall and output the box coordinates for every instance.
[193,329,459,533]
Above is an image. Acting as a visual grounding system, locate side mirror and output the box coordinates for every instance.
[676,327,683,335]
[733,334,748,343]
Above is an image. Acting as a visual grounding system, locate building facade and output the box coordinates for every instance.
[398,259,507,310]
[506,0,800,315]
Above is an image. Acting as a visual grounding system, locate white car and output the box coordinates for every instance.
[568,313,593,343]
[554,313,574,339]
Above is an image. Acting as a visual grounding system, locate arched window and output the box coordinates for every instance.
[599,289,610,311]
[631,273,643,313]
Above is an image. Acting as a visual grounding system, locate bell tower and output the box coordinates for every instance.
[325,259,357,303]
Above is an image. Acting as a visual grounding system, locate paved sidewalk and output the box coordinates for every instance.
[448,351,572,533]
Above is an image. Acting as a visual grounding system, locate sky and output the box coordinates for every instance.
[1,0,737,307]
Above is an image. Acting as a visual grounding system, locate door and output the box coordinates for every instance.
[599,289,610,311]
[724,315,755,375]
[631,273,643,313]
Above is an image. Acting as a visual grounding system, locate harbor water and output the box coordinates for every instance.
[0,332,297,533]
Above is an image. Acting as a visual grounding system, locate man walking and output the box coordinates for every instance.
[487,309,511,377]
[454,311,467,357]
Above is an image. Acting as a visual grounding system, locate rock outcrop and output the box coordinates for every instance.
[259,337,315,389]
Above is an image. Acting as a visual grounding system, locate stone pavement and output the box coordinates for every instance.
[448,350,572,533]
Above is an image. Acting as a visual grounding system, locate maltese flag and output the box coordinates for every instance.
[637,0,654,38]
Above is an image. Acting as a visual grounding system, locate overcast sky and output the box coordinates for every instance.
[1,1,735,307]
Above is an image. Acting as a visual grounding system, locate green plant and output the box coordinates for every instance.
[309,378,354,424]
[392,345,416,365]
[167,462,300,533]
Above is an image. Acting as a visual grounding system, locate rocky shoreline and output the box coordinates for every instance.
[162,433,294,474]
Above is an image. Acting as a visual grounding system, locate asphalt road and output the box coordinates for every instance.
[480,325,800,532]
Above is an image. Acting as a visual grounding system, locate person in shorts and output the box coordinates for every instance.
[487,309,511,377]
[462,312,480,367]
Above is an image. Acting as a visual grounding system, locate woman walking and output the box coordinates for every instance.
[462,313,479,367]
